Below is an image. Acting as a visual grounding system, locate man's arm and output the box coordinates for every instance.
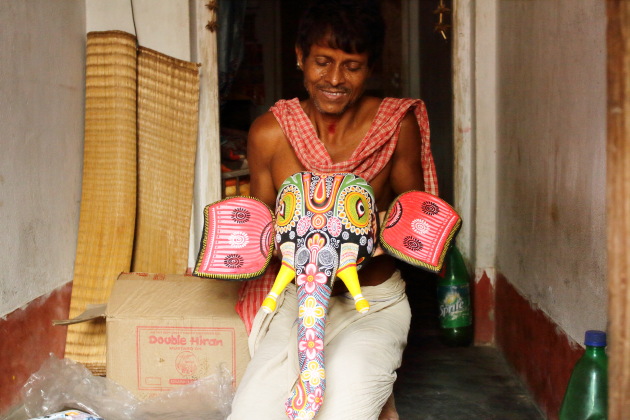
[247,112,283,208]
[371,111,426,258]
[389,110,425,195]
[390,111,424,194]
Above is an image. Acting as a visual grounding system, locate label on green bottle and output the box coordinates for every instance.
[438,284,472,328]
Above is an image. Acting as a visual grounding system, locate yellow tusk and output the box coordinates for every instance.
[261,263,295,313]
[337,265,370,314]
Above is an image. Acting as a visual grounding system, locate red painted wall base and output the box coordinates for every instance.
[473,269,495,345]
[495,273,583,420]
[0,282,72,415]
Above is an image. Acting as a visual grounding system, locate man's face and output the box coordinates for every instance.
[297,43,371,116]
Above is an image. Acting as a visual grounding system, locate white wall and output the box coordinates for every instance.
[496,0,607,343]
[0,1,216,317]
[0,1,86,316]
[85,0,191,62]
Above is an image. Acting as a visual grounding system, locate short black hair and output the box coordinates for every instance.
[295,0,385,68]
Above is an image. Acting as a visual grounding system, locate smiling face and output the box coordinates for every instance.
[297,42,371,116]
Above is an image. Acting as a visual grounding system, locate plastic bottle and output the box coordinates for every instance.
[436,245,473,346]
[559,330,608,420]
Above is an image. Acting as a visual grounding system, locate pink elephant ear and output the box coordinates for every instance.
[379,191,461,273]
[193,196,275,280]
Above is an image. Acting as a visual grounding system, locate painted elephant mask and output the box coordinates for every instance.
[263,172,377,418]
[193,171,461,419]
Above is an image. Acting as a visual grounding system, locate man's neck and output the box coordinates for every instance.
[303,97,366,146]
[300,96,382,164]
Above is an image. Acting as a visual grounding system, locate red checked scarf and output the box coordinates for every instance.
[236,97,439,332]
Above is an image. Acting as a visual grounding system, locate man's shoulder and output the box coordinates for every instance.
[250,111,283,138]
[357,96,419,118]
[252,109,278,125]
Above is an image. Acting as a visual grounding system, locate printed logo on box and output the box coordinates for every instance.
[136,326,236,391]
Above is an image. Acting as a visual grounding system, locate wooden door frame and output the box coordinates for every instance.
[189,0,222,268]
[401,0,421,99]
[607,1,630,418]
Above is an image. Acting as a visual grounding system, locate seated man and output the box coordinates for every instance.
[229,1,438,419]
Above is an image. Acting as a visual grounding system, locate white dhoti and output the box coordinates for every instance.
[228,270,411,420]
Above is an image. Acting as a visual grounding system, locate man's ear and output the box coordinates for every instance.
[295,46,304,69]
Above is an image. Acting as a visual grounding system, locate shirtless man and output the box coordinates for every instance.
[229,1,436,419]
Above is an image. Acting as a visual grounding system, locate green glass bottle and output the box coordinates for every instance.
[559,330,608,420]
[436,245,473,346]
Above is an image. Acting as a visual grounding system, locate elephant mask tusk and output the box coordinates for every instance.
[262,263,296,313]
[336,264,369,314]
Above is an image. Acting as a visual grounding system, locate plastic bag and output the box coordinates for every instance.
[28,409,104,419]
[21,354,234,420]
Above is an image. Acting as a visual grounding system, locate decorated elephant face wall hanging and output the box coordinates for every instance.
[263,171,377,314]
[194,171,462,419]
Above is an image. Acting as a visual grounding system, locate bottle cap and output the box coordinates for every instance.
[584,330,606,347]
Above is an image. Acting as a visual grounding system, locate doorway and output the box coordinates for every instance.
[217,0,454,203]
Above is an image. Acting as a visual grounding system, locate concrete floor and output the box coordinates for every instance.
[394,266,546,420]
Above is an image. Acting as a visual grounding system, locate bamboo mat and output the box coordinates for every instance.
[131,47,200,274]
[65,31,138,375]
[65,32,200,374]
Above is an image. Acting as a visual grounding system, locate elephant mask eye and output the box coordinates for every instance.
[356,201,365,218]
[276,190,298,228]
[344,191,371,228]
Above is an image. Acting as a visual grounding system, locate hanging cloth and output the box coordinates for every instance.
[270,97,438,194]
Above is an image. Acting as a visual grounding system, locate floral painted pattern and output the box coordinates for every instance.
[411,218,430,235]
[299,296,326,328]
[295,410,315,420]
[298,329,324,360]
[297,263,327,294]
[307,388,324,411]
[228,231,249,248]
[301,360,325,386]
[297,215,312,236]
[327,216,342,237]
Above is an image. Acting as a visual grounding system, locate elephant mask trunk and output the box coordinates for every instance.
[285,244,368,418]
[286,275,330,417]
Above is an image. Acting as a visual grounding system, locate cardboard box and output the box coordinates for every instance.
[105,273,250,400]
